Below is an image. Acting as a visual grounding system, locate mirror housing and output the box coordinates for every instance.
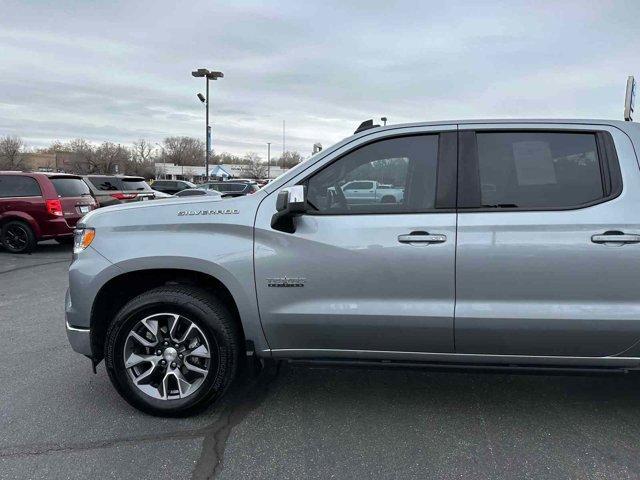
[271,185,307,233]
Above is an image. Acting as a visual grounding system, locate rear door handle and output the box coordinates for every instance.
[398,232,447,244]
[591,232,640,244]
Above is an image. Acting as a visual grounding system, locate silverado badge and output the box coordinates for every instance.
[267,276,306,287]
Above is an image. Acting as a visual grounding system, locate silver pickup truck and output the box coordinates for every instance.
[67,119,640,416]
[339,180,405,204]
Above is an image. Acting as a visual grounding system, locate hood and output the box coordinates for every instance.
[78,191,264,229]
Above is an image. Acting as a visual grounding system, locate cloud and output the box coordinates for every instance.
[0,0,639,157]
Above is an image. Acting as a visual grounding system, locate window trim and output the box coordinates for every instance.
[299,132,457,216]
[0,175,43,198]
[457,129,623,213]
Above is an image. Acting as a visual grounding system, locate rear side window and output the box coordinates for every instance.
[121,178,151,191]
[0,176,42,198]
[88,176,123,191]
[50,178,91,198]
[344,181,375,191]
[476,132,604,209]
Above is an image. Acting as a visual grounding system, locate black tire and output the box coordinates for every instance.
[380,195,396,204]
[105,285,241,417]
[55,236,74,245]
[1,220,36,254]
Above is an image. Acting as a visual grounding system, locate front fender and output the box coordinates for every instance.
[111,255,268,352]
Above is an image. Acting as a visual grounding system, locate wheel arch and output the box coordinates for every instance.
[89,268,252,362]
[0,212,41,238]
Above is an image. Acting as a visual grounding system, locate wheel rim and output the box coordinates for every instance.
[4,224,29,251]
[123,312,213,400]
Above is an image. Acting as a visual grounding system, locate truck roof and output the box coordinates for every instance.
[265,118,640,194]
[370,118,637,129]
[350,118,640,141]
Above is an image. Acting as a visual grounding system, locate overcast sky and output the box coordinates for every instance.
[1,0,639,158]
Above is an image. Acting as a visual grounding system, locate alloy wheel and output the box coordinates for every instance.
[123,312,214,400]
[4,224,29,251]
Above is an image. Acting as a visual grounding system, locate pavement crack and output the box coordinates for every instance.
[0,259,69,276]
[191,361,281,480]
[0,429,207,459]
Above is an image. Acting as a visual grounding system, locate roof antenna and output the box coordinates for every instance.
[354,119,380,134]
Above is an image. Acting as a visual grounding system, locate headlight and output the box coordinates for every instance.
[73,228,95,254]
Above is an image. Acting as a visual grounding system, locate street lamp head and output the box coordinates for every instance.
[197,93,205,103]
[192,68,209,78]
[206,71,224,80]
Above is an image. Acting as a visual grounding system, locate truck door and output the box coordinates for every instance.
[254,126,458,356]
[455,123,640,357]
[342,181,375,204]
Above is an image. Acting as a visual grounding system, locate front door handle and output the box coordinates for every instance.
[591,231,640,244]
[398,231,447,244]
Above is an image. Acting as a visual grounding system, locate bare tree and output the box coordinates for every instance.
[65,139,96,174]
[243,152,267,179]
[38,140,66,154]
[0,135,26,170]
[93,142,130,174]
[212,151,241,165]
[127,139,156,178]
[161,137,204,166]
[131,139,155,163]
[273,151,304,169]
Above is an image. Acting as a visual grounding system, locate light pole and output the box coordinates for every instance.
[192,68,224,180]
[381,116,388,126]
[267,142,271,179]
[154,142,165,179]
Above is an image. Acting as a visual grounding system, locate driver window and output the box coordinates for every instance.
[306,135,439,214]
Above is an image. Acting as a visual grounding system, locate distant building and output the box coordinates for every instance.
[154,162,288,182]
[18,152,89,173]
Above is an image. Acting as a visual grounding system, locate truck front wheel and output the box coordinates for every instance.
[104,285,240,417]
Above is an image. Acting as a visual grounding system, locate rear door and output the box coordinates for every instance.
[455,123,640,357]
[255,126,458,356]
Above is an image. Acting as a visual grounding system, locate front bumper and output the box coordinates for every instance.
[65,287,92,356]
[66,319,92,357]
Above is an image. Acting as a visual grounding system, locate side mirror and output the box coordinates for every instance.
[271,185,307,233]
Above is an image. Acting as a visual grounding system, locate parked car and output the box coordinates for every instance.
[227,178,260,186]
[83,175,156,207]
[173,188,222,198]
[150,189,173,199]
[151,179,196,195]
[201,181,258,196]
[338,180,404,204]
[0,172,97,253]
[67,119,640,416]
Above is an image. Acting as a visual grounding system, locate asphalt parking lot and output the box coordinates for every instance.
[2,245,640,479]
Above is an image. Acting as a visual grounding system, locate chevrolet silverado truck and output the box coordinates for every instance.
[67,119,640,416]
[339,180,405,204]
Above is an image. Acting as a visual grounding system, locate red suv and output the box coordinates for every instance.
[0,172,97,253]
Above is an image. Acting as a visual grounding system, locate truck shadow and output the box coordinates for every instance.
[205,362,640,478]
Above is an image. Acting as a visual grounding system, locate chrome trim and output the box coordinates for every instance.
[66,320,92,357]
[65,320,89,332]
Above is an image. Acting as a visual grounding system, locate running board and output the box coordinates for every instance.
[285,358,632,376]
